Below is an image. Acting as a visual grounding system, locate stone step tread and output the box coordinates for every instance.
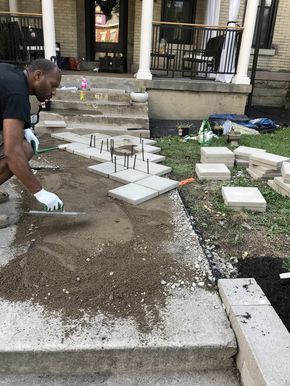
[52,99,131,106]
[58,88,127,94]
[0,370,240,385]
[50,110,149,119]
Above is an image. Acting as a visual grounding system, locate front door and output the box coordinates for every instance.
[85,0,128,72]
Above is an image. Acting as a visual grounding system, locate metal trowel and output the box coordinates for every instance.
[27,210,87,217]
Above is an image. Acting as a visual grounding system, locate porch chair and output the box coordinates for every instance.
[182,34,225,78]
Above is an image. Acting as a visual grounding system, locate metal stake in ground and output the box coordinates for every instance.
[111,149,113,163]
[131,144,134,157]
[100,140,103,153]
[147,158,150,174]
[127,154,129,169]
[90,134,93,147]
[140,133,142,144]
[142,139,144,153]
[114,156,117,173]
[142,147,145,161]
[133,154,137,170]
[124,152,127,166]
[106,138,109,152]
[94,136,96,148]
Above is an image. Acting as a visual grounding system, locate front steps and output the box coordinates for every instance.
[46,76,149,131]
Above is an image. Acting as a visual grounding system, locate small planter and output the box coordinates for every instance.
[130,91,148,103]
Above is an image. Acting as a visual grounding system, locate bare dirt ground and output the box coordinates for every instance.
[0,140,212,334]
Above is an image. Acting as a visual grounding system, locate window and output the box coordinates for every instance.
[252,0,279,49]
[161,0,196,43]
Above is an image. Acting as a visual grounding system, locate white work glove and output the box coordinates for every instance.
[24,128,39,153]
[34,188,64,211]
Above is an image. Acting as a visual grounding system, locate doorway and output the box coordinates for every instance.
[85,0,128,72]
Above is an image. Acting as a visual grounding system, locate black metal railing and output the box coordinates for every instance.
[0,12,46,65]
[151,22,243,79]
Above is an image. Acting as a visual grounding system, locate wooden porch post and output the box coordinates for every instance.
[41,0,56,60]
[136,0,154,80]
[232,0,259,85]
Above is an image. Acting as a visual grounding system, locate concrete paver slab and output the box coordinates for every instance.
[108,183,158,205]
[219,279,290,386]
[195,164,231,180]
[134,144,161,154]
[133,160,172,176]
[282,161,290,183]
[273,176,290,193]
[222,187,266,209]
[135,175,179,195]
[233,146,266,159]
[109,169,149,184]
[88,162,126,177]
[218,278,270,314]
[51,132,83,142]
[64,142,90,154]
[268,179,290,197]
[112,135,157,145]
[44,120,67,128]
[136,152,165,163]
[250,153,290,168]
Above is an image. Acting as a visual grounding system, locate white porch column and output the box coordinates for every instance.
[9,0,18,13]
[41,0,56,60]
[232,0,259,84]
[136,0,154,80]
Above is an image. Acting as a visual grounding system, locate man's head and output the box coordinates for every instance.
[26,59,61,102]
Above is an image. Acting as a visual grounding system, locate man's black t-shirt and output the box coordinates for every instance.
[0,63,31,132]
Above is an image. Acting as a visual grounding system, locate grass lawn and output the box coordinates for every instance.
[157,128,290,260]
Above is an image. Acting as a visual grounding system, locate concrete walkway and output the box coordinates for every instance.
[0,133,239,384]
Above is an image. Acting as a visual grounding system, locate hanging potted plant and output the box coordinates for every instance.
[130,80,148,103]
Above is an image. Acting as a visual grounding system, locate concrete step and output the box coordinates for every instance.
[0,289,237,375]
[51,99,148,116]
[60,75,140,92]
[46,109,149,129]
[55,89,131,103]
[0,369,240,385]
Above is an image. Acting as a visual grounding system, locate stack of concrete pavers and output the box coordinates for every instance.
[268,161,290,198]
[51,131,178,205]
[195,163,231,181]
[247,153,290,180]
[233,146,266,166]
[200,147,235,168]
[222,186,267,212]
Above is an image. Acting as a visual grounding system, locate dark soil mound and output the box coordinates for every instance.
[237,257,290,332]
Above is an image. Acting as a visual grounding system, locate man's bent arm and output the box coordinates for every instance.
[3,119,42,194]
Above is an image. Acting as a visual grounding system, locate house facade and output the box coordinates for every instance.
[0,0,289,114]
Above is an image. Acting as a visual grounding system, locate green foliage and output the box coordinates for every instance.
[282,258,290,272]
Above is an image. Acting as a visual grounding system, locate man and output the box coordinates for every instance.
[0,59,64,228]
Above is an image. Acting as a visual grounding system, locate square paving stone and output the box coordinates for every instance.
[250,153,290,168]
[64,142,90,154]
[108,183,158,205]
[51,132,82,142]
[136,152,165,163]
[282,162,290,183]
[135,175,178,195]
[133,160,171,176]
[195,163,231,180]
[201,147,234,158]
[44,120,67,128]
[222,187,266,209]
[273,176,290,193]
[134,144,161,154]
[109,169,149,184]
[233,146,266,158]
[88,162,126,177]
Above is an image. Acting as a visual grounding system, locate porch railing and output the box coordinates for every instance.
[151,21,243,79]
[0,12,45,65]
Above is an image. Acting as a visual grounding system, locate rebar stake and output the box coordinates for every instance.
[111,149,113,163]
[140,133,142,144]
[131,144,134,157]
[142,139,144,153]
[142,147,145,161]
[90,134,93,147]
[133,154,137,170]
[147,158,149,174]
[127,154,129,169]
[100,140,103,154]
[94,136,96,148]
[124,152,127,166]
[114,156,117,173]
[106,138,109,152]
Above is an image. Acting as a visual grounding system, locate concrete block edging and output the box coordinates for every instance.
[218,278,290,386]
